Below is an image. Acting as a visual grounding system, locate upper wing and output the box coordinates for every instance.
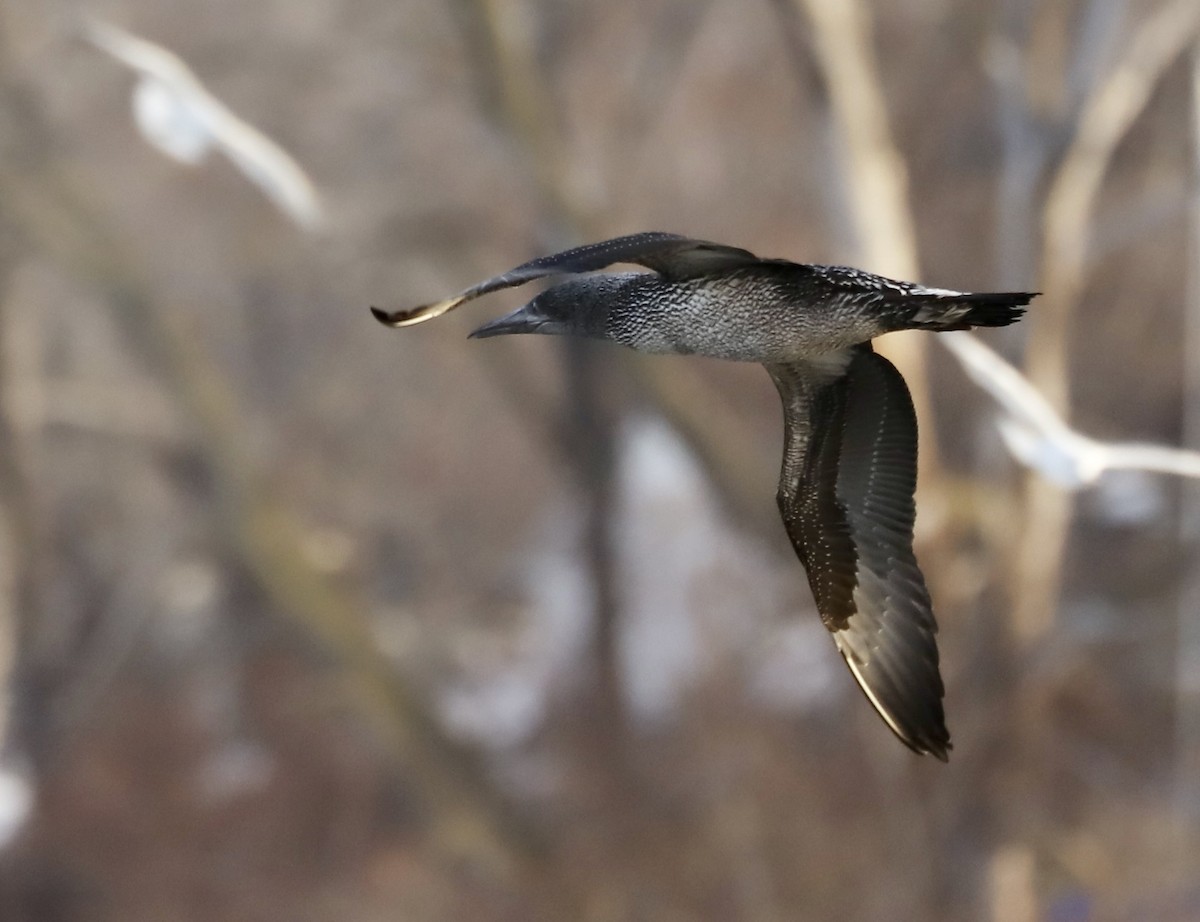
[767,347,950,759]
[370,232,760,327]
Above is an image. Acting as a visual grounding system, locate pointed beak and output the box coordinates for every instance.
[468,304,564,339]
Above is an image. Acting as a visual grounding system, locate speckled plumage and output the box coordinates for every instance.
[373,232,1038,760]
[507,264,984,362]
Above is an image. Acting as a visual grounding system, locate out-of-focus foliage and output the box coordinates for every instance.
[0,1,1197,920]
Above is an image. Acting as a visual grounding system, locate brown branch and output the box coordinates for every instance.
[0,239,38,765]
[1173,45,1200,863]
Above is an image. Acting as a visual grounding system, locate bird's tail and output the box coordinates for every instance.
[904,291,1037,332]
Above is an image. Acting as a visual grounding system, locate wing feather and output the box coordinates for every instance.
[370,232,760,327]
[768,348,950,759]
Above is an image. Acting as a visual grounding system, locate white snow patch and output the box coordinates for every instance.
[614,415,839,721]
[0,760,33,851]
[439,507,592,749]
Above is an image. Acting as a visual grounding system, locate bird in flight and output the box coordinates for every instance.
[82,16,324,231]
[372,232,1036,759]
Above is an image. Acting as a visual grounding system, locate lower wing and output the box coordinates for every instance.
[768,348,950,759]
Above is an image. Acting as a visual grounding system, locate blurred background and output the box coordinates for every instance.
[0,0,1197,919]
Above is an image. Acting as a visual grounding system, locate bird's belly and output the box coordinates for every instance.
[620,287,878,362]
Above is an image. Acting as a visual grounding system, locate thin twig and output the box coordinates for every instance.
[0,246,37,768]
[1174,43,1200,866]
[988,5,1051,289]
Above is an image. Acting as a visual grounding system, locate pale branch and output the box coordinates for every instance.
[943,330,1200,487]
[1015,0,1200,639]
[785,0,942,487]
[81,15,324,231]
[1031,0,1200,412]
[1172,45,1200,858]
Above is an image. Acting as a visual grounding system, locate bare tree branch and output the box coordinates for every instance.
[1173,42,1200,861]
[1014,0,1200,639]
[783,0,942,488]
[943,330,1200,486]
[1031,0,1200,411]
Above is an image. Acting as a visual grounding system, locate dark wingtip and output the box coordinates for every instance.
[370,306,398,326]
[894,719,952,761]
[900,729,951,761]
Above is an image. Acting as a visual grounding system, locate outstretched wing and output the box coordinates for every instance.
[767,347,950,759]
[370,232,760,327]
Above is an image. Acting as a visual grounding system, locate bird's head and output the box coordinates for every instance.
[468,276,618,341]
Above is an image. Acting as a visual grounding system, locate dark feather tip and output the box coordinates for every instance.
[370,306,401,326]
[924,737,952,762]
